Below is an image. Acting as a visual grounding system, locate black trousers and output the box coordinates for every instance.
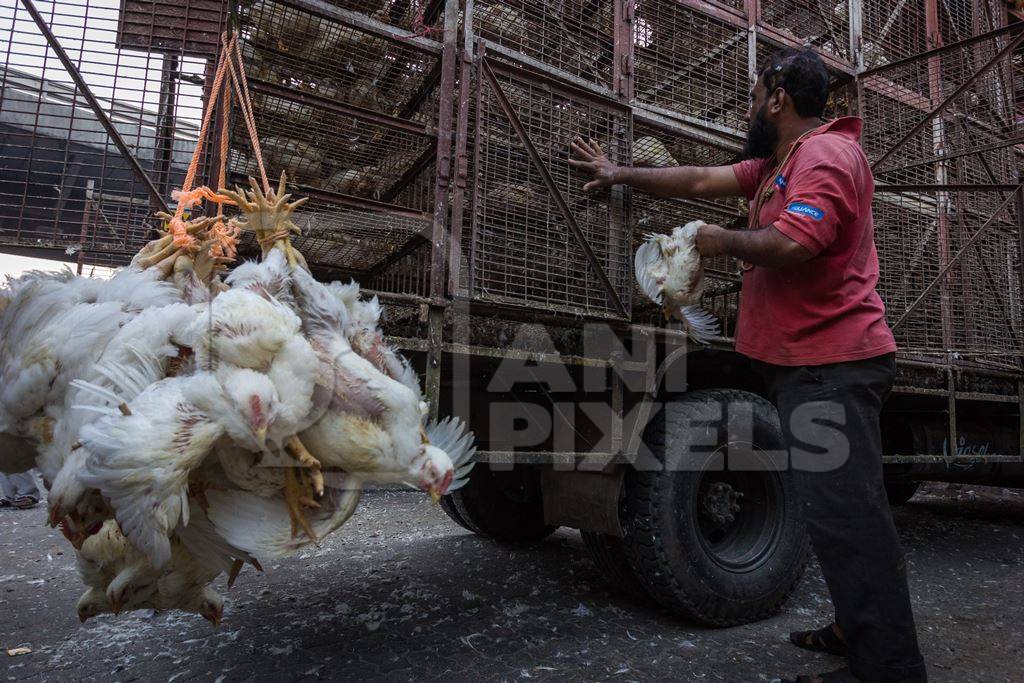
[751,353,927,683]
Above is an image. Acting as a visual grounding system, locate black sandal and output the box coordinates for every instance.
[789,623,848,656]
[782,666,859,683]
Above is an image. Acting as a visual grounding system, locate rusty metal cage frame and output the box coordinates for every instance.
[2,0,1024,461]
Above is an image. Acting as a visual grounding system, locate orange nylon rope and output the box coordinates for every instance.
[165,34,235,249]
[162,32,269,259]
[226,34,270,193]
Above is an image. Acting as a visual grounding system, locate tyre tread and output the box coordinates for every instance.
[621,389,810,627]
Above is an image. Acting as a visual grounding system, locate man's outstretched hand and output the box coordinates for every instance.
[568,137,619,192]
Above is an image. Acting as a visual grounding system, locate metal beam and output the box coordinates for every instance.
[278,0,443,54]
[246,77,434,138]
[19,0,168,214]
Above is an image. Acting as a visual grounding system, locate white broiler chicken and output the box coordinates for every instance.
[220,177,476,499]
[46,303,200,530]
[0,266,181,475]
[74,279,325,566]
[75,518,147,622]
[634,220,721,344]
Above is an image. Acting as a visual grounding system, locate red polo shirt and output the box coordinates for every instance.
[730,117,896,366]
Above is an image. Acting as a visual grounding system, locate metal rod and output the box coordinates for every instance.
[891,186,1023,330]
[870,28,1024,172]
[480,57,628,318]
[427,0,460,304]
[18,0,168,214]
[246,77,434,138]
[277,0,443,54]
[876,183,1024,192]
[875,136,1024,175]
[860,19,1022,77]
[380,145,438,203]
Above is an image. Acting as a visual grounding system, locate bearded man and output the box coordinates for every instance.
[571,47,926,683]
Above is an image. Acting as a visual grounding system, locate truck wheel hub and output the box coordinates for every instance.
[702,481,744,525]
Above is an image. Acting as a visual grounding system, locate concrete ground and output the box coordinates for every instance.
[1,483,1021,682]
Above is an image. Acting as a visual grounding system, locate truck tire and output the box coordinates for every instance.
[443,465,557,543]
[620,389,810,627]
[580,531,650,601]
[438,495,473,532]
[884,479,921,506]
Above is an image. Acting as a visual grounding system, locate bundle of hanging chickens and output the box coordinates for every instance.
[0,173,475,626]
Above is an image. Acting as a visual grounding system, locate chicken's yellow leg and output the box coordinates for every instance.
[284,466,320,541]
[284,435,324,497]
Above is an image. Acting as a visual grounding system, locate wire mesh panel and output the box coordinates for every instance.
[758,0,851,63]
[861,0,927,66]
[466,59,631,318]
[469,0,615,91]
[0,0,221,263]
[632,0,749,135]
[861,27,1021,188]
[862,14,1024,358]
[874,193,946,350]
[231,0,444,292]
[875,191,1024,356]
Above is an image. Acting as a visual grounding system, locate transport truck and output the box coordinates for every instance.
[1,0,1021,625]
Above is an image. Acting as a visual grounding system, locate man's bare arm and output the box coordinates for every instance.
[568,138,743,199]
[695,223,813,269]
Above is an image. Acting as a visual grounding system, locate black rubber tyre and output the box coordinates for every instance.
[884,479,921,506]
[620,389,810,627]
[445,465,557,543]
[438,494,473,532]
[580,531,650,602]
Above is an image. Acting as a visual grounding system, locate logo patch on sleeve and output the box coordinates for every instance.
[774,174,787,189]
[786,202,825,221]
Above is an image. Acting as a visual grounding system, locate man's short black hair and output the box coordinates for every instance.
[759,48,830,118]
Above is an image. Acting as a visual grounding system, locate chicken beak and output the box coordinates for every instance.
[429,490,442,504]
[255,426,268,445]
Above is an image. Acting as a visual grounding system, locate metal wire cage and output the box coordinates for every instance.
[2,0,1022,362]
[633,0,750,136]
[859,4,1024,358]
[228,0,443,297]
[462,55,632,318]
[0,0,225,266]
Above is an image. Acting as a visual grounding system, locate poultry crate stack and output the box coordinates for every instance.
[858,12,1024,358]
[0,0,226,265]
[632,0,750,137]
[229,0,444,298]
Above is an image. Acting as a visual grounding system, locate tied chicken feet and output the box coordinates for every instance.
[218,173,309,268]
